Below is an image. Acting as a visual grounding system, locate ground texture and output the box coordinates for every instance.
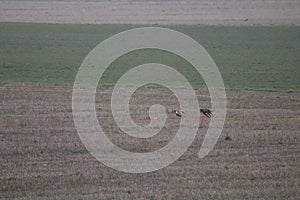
[0,85,299,199]
[0,0,300,25]
[1,0,300,199]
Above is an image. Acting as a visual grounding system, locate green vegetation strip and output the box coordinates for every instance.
[0,23,299,91]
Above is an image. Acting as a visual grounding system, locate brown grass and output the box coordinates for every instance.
[1,0,300,25]
[0,85,299,199]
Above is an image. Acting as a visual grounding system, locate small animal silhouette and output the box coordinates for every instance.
[172,109,184,117]
[200,108,213,118]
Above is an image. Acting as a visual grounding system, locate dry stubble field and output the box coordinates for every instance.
[1,0,300,199]
[1,85,299,199]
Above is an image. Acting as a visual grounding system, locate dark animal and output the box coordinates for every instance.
[200,108,213,118]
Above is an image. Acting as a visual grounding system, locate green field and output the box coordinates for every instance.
[1,22,300,199]
[0,22,299,91]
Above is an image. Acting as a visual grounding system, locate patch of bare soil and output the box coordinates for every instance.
[0,0,300,25]
[0,84,299,199]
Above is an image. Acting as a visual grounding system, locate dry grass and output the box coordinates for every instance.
[1,0,300,25]
[0,85,299,199]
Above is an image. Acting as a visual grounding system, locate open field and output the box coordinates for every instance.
[1,23,300,91]
[0,85,300,199]
[1,0,300,25]
[0,20,300,199]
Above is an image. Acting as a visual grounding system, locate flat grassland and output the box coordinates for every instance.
[1,23,299,91]
[1,0,300,25]
[1,23,300,199]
